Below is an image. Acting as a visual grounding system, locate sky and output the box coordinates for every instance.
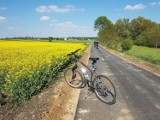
[0,0,160,38]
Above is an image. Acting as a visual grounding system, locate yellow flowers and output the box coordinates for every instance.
[0,41,87,102]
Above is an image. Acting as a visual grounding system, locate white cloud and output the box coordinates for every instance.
[50,21,96,37]
[36,5,75,13]
[0,16,6,22]
[40,16,50,21]
[54,21,78,28]
[124,4,146,11]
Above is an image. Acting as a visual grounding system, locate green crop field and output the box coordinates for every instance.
[125,46,160,66]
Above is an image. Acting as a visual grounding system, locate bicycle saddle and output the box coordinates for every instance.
[89,57,99,63]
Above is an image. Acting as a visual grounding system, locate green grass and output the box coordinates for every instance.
[125,46,160,66]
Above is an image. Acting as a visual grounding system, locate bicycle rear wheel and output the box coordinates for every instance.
[94,75,116,104]
[64,68,83,88]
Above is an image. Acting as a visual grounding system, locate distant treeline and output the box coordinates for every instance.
[1,37,97,41]
[94,16,160,48]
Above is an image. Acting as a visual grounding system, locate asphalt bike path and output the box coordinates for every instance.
[75,45,160,120]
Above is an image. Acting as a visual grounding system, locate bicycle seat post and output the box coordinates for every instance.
[89,57,99,71]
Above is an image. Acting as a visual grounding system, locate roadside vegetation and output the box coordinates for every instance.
[94,16,160,66]
[125,46,160,66]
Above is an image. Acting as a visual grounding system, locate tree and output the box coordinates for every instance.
[48,37,53,42]
[144,25,160,48]
[130,17,154,40]
[98,21,118,47]
[94,16,111,31]
[115,18,130,39]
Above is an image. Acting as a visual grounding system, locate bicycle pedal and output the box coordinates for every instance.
[88,87,94,91]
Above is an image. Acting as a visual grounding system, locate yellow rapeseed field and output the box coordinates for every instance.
[0,41,87,102]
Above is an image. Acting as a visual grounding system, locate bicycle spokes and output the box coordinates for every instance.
[94,75,116,104]
[64,68,83,88]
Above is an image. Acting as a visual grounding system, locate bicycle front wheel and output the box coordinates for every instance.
[64,68,83,88]
[94,75,116,104]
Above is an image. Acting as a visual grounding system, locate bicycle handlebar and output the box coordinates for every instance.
[67,49,81,56]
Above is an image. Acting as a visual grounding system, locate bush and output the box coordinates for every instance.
[121,39,133,51]
[134,35,147,46]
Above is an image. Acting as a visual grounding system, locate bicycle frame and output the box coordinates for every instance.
[73,55,97,87]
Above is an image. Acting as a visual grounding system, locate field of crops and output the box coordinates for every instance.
[125,46,160,65]
[0,41,87,102]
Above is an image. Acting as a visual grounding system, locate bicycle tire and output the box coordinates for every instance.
[64,68,83,88]
[94,75,116,104]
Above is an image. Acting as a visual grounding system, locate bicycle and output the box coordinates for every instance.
[64,49,116,104]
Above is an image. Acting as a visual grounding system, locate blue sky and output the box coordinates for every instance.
[0,0,160,38]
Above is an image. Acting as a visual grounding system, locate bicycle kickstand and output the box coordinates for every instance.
[84,87,94,100]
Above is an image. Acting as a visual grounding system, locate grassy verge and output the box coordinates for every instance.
[124,46,160,66]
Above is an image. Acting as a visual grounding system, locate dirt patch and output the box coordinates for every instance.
[40,83,74,120]
[38,46,91,120]
[0,46,91,120]
[101,46,160,77]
